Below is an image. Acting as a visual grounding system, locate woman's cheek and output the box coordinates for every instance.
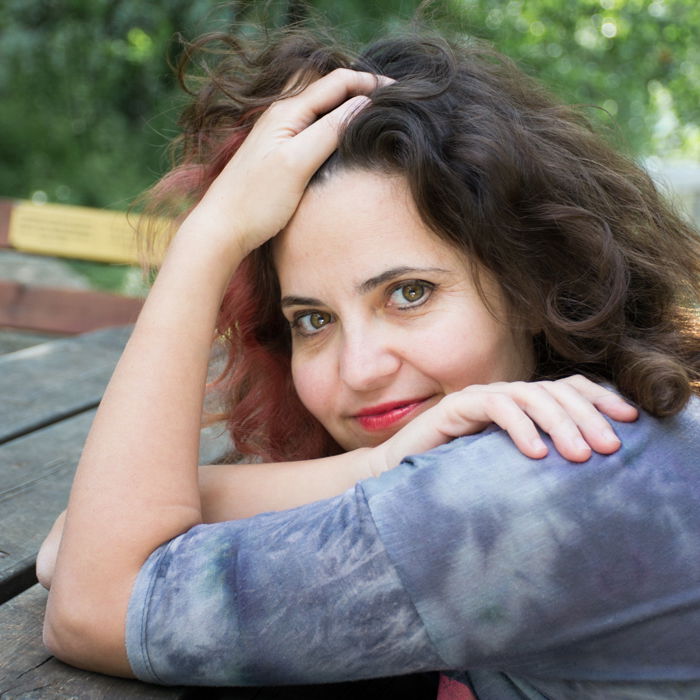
[291,354,332,422]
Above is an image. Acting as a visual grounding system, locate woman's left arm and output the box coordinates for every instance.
[37,377,637,593]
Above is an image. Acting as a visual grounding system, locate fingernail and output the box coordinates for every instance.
[531,437,547,453]
[574,437,591,453]
[601,431,621,445]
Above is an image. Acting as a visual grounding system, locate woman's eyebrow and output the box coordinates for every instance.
[280,295,323,309]
[280,267,449,308]
[356,266,449,294]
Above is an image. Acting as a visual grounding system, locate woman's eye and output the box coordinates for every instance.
[292,311,333,335]
[388,281,433,308]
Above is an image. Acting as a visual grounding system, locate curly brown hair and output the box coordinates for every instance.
[143,26,700,462]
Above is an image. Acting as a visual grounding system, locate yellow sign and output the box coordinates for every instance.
[8,201,143,264]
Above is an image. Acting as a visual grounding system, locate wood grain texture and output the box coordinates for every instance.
[0,411,103,603]
[0,411,232,604]
[0,328,232,602]
[0,585,187,699]
[0,329,64,356]
[0,327,233,451]
[0,326,132,444]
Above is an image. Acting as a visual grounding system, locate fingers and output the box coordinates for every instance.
[538,379,634,456]
[285,94,371,176]
[36,510,66,590]
[268,68,390,130]
[272,69,390,177]
[509,382,611,461]
[235,67,388,168]
[556,375,639,422]
[442,390,549,460]
[455,379,637,463]
[451,384,593,461]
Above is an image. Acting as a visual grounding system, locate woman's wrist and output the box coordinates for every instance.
[163,217,248,287]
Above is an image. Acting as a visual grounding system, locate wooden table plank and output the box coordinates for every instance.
[0,413,94,603]
[0,329,63,355]
[0,326,132,444]
[0,325,233,600]
[0,411,232,604]
[0,326,233,449]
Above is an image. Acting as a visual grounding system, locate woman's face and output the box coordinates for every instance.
[274,170,534,451]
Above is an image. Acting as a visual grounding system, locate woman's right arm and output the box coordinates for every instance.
[43,68,386,676]
[125,402,696,687]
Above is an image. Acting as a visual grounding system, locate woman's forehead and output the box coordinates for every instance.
[273,169,465,291]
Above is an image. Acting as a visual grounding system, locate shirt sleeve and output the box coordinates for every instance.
[125,480,447,685]
[126,399,700,686]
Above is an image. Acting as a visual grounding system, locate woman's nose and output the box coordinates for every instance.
[338,324,401,392]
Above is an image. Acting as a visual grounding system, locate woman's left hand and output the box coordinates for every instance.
[36,509,65,590]
[371,376,639,474]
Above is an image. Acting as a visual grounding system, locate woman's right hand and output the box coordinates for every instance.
[178,69,388,265]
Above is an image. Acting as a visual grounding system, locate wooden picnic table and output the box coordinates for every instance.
[0,326,254,699]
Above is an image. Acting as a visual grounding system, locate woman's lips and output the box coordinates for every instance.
[353,399,428,432]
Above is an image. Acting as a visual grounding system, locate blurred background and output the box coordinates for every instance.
[0,0,699,298]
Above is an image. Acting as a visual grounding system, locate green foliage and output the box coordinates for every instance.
[433,0,700,156]
[297,0,700,156]
[1,0,698,213]
[0,0,233,208]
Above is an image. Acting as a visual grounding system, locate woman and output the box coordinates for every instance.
[40,27,700,699]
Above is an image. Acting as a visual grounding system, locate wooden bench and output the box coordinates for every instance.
[0,198,146,335]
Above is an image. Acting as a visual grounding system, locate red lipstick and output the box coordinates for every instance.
[354,399,427,432]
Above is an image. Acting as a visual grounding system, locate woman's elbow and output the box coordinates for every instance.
[42,604,83,667]
[43,592,134,677]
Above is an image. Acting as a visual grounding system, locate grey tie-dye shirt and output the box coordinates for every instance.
[126,397,700,698]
